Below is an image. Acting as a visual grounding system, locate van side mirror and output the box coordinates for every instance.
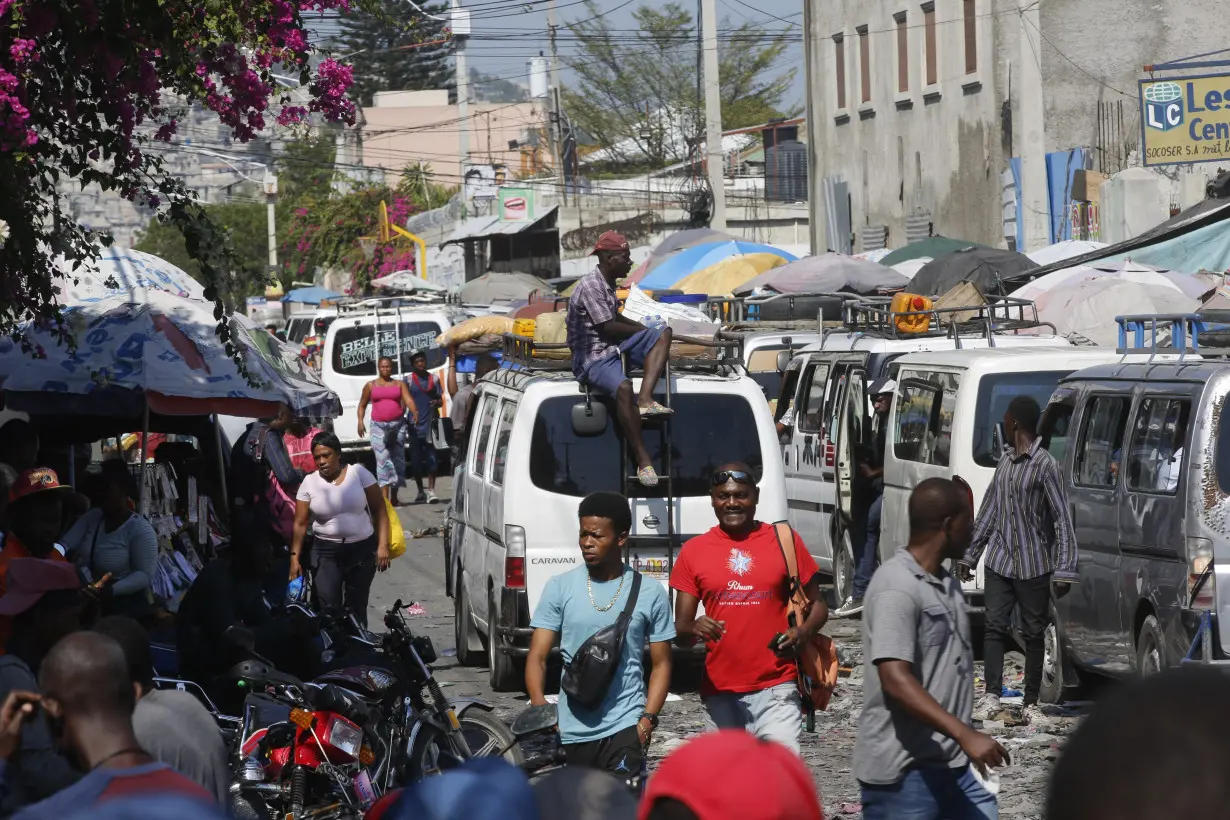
[776,351,792,373]
[571,398,608,436]
[993,422,1007,454]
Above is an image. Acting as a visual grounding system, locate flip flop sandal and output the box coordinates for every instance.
[637,466,659,487]
[639,402,674,417]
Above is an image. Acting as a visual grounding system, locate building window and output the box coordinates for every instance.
[833,34,847,109]
[922,2,937,87]
[895,12,909,93]
[963,0,977,74]
[858,26,871,104]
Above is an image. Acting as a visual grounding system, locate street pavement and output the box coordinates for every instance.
[370,477,1076,819]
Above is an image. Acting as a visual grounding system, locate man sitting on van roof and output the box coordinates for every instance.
[566,231,673,487]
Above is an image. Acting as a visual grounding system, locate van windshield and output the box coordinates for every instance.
[973,371,1071,467]
[529,394,763,498]
[330,321,446,377]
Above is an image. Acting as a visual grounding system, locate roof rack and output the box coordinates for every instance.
[499,333,745,376]
[1115,314,1205,357]
[830,294,1054,344]
[335,295,451,315]
[701,292,882,324]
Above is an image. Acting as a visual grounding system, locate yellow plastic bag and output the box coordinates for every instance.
[385,496,406,559]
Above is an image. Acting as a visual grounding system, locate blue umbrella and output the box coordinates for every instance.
[636,241,798,290]
[284,286,342,304]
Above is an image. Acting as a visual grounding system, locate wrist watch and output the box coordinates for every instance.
[639,712,659,729]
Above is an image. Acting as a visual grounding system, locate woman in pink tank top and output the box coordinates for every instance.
[356,356,416,504]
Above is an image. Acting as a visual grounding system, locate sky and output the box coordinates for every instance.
[462,0,806,108]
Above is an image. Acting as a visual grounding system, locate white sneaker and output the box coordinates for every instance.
[972,694,1003,722]
[426,490,440,504]
[833,597,864,618]
[1023,703,1052,728]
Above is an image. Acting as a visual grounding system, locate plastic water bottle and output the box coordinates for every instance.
[645,315,667,331]
[286,576,306,604]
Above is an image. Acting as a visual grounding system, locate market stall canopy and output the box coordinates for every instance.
[626,228,741,283]
[54,246,205,303]
[853,249,892,264]
[673,254,788,296]
[441,206,559,246]
[878,236,987,268]
[910,247,1038,297]
[283,286,343,304]
[458,272,554,304]
[1013,260,1215,303]
[891,258,930,279]
[1032,278,1199,347]
[637,241,799,290]
[0,291,340,419]
[1026,240,1108,267]
[370,272,447,293]
[733,253,908,296]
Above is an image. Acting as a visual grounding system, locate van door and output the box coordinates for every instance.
[1063,390,1131,669]
[465,394,500,630]
[831,366,870,600]
[785,358,831,562]
[1118,391,1192,672]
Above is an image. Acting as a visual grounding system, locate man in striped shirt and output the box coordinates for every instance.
[959,396,1077,727]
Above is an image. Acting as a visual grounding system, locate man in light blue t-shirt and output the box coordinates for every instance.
[526,492,674,788]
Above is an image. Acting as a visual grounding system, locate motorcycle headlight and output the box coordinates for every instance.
[327,717,363,760]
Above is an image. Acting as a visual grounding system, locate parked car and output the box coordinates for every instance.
[446,347,785,691]
[775,296,1067,605]
[879,347,1130,624]
[1038,349,1227,700]
[320,299,464,448]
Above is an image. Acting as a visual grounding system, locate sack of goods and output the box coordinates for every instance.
[436,315,515,347]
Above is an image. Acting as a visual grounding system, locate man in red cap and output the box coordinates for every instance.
[0,469,73,655]
[0,559,86,814]
[566,230,673,487]
[639,730,824,820]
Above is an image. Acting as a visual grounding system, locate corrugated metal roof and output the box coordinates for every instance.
[442,205,559,246]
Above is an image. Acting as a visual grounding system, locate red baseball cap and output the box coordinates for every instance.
[592,231,630,254]
[9,467,74,505]
[639,731,824,820]
[0,558,81,616]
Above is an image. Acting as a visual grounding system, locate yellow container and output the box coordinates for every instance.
[890,292,933,334]
[513,318,537,338]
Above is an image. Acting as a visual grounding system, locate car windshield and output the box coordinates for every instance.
[972,371,1071,467]
[529,393,763,498]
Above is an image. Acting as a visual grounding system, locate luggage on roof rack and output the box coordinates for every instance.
[498,333,745,375]
[834,294,1051,341]
[702,291,884,324]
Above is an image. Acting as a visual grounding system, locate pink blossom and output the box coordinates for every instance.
[10,39,38,65]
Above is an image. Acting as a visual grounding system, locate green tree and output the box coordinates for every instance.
[135,200,270,298]
[563,1,796,167]
[338,0,454,107]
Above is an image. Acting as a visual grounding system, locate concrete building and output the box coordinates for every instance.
[803,0,1226,254]
[359,90,549,186]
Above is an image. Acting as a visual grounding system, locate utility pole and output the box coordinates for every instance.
[700,0,725,230]
[452,0,471,173]
[1017,1,1048,252]
[548,1,565,203]
[263,168,278,278]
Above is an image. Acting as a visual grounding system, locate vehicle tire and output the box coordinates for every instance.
[1038,619,1064,704]
[407,709,524,780]
[454,584,485,667]
[1136,614,1164,677]
[830,526,855,611]
[487,592,523,692]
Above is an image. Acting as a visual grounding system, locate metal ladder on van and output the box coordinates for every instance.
[620,357,679,589]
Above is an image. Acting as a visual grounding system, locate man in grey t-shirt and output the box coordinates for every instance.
[854,478,1008,820]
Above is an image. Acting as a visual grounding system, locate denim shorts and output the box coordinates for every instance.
[580,326,666,396]
[703,681,802,753]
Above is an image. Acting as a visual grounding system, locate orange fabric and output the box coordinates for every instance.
[0,534,68,655]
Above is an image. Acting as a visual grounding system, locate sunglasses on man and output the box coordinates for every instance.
[711,469,755,486]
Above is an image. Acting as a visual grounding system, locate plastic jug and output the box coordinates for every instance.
[513,318,537,338]
[890,292,933,334]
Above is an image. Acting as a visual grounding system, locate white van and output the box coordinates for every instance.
[776,297,1070,605]
[880,347,1132,615]
[321,300,464,447]
[286,307,337,346]
[446,353,785,691]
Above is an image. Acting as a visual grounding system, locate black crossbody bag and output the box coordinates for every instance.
[560,572,642,710]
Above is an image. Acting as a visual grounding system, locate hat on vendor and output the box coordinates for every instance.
[591,231,630,254]
[8,467,74,505]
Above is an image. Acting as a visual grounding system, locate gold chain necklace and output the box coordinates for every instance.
[587,572,625,612]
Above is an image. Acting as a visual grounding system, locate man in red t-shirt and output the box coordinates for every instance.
[670,463,828,753]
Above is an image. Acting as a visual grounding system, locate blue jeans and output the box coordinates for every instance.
[703,682,802,753]
[853,493,882,599]
[861,766,997,820]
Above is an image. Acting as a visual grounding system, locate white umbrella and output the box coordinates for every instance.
[53,247,205,303]
[1034,278,1199,347]
[1014,260,1211,302]
[1027,240,1108,267]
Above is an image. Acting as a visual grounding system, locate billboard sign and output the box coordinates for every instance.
[462,163,507,200]
[1140,74,1230,166]
[498,186,535,222]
